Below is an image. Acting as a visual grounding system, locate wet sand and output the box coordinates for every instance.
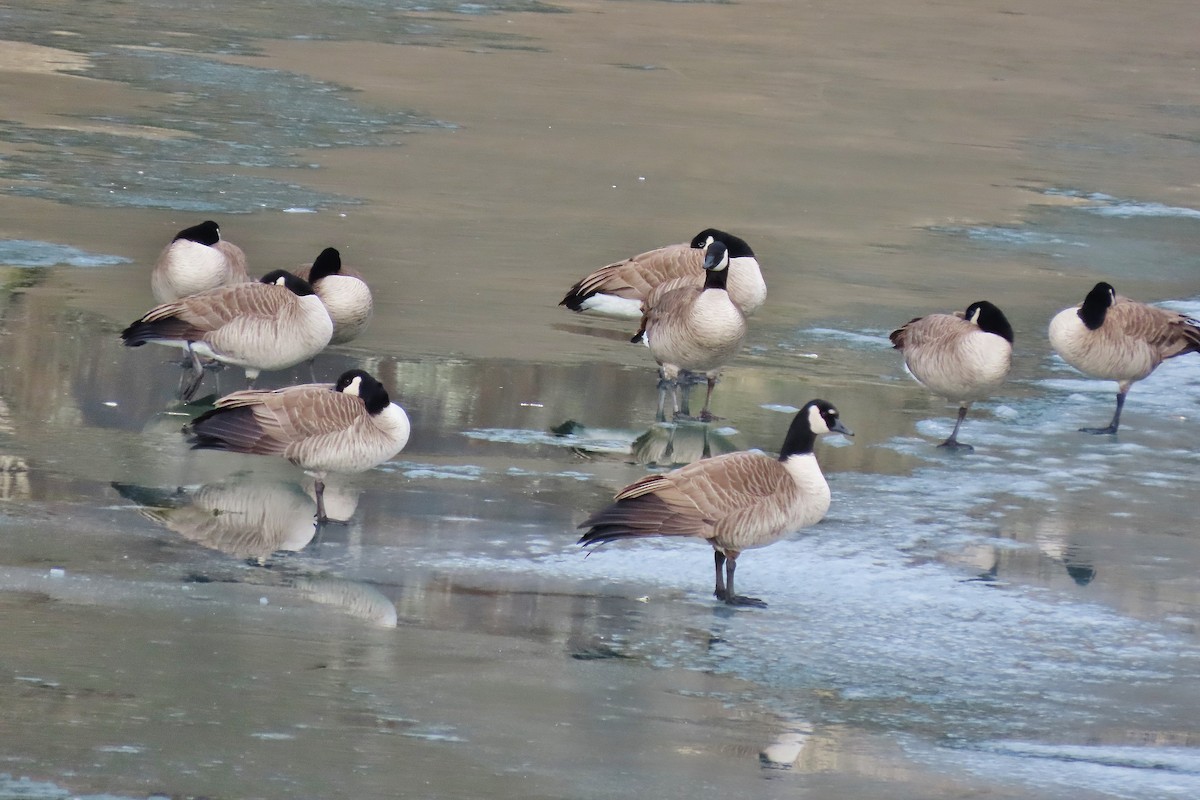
[2,1,1200,798]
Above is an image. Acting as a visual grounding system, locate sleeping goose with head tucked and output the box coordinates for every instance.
[121,270,333,401]
[185,369,410,523]
[1049,281,1200,434]
[578,399,852,608]
[890,300,1013,451]
[301,247,373,346]
[151,219,250,303]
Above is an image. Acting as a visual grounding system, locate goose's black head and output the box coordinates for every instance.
[174,220,221,247]
[307,247,343,284]
[964,300,1014,343]
[1078,282,1116,330]
[779,399,853,459]
[260,269,316,297]
[690,228,755,259]
[334,369,391,415]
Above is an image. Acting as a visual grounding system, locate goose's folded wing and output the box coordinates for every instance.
[568,243,700,301]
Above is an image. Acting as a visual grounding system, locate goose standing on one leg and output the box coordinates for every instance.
[1049,281,1200,434]
[640,240,747,422]
[151,220,250,303]
[890,300,1013,451]
[185,369,410,524]
[578,399,852,608]
[560,228,765,322]
[301,247,373,346]
[121,270,333,401]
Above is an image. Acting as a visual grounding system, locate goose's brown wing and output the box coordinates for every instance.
[190,384,363,455]
[889,312,966,350]
[561,243,701,306]
[578,452,791,545]
[1108,297,1200,359]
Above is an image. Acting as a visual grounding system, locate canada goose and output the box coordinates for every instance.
[151,220,250,303]
[560,228,765,321]
[889,300,1013,451]
[121,270,334,401]
[578,399,852,607]
[300,247,373,346]
[185,369,410,523]
[1048,281,1200,434]
[641,240,747,421]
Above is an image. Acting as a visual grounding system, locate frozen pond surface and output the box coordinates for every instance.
[2,1,1200,799]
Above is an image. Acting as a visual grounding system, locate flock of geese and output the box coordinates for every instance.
[120,220,405,522]
[117,221,1200,608]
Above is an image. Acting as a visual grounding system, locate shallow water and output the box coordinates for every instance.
[2,1,1200,798]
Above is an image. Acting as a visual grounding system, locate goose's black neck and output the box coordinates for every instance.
[778,412,817,460]
[704,267,730,291]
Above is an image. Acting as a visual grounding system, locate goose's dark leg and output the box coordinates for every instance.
[1080,385,1127,435]
[313,477,328,524]
[713,550,727,600]
[178,343,206,402]
[697,376,723,423]
[719,550,767,608]
[937,405,974,451]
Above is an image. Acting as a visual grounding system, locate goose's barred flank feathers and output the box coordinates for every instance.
[187,404,285,456]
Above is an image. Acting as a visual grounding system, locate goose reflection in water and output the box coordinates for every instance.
[113,480,394,626]
[112,478,360,560]
[629,420,738,468]
[551,419,738,468]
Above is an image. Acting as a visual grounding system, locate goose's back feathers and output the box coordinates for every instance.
[189,378,410,475]
[561,229,765,319]
[122,281,333,371]
[1050,295,1200,382]
[891,311,1012,402]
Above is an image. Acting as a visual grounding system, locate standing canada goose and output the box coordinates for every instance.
[151,220,250,303]
[185,369,410,523]
[300,247,373,346]
[1048,281,1200,434]
[121,270,334,401]
[889,300,1013,451]
[641,240,747,421]
[560,228,765,321]
[578,399,852,607]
